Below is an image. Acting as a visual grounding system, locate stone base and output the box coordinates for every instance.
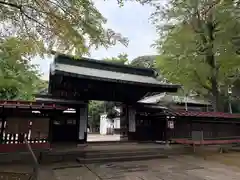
[128,132,136,141]
[77,132,87,144]
[77,139,86,144]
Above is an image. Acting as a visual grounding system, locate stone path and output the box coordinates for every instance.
[2,155,240,180]
[53,155,240,180]
[87,134,120,142]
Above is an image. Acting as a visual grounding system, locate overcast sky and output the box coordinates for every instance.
[33,1,157,80]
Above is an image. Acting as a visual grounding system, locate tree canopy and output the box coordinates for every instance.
[0,0,129,55]
[0,37,48,100]
[103,53,129,64]
[131,55,157,68]
[88,101,118,128]
[152,0,240,111]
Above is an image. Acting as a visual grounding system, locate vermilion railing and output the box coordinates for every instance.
[0,119,50,153]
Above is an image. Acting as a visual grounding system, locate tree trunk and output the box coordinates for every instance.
[206,3,221,112]
[210,67,220,111]
[207,47,221,111]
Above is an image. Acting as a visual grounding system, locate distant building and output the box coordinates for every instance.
[139,93,212,112]
[100,107,121,135]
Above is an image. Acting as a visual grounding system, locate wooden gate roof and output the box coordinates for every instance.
[49,54,180,102]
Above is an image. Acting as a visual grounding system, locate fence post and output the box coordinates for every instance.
[24,137,39,179]
[0,117,5,144]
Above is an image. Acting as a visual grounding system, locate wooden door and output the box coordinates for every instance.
[51,118,78,143]
[152,119,166,141]
[136,119,153,141]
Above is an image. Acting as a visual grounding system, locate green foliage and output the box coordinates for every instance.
[88,101,105,128]
[103,53,129,64]
[152,0,240,111]
[232,100,240,113]
[130,55,167,81]
[88,101,117,128]
[113,0,151,6]
[131,55,157,68]
[0,0,128,55]
[0,37,47,100]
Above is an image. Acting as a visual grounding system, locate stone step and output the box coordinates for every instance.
[40,145,192,164]
[40,149,164,164]
[0,151,41,165]
[40,153,80,164]
[76,154,168,164]
[84,149,165,159]
[84,149,164,157]
[0,145,190,165]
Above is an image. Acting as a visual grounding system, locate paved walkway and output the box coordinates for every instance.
[87,134,120,142]
[2,153,240,180]
[53,156,240,180]
[49,142,169,153]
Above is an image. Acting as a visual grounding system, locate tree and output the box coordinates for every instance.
[152,0,240,111]
[130,55,168,83]
[0,37,46,100]
[131,55,157,68]
[103,53,129,64]
[0,0,129,55]
[88,100,120,128]
[88,101,105,128]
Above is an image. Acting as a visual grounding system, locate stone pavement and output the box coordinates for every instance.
[53,155,240,180]
[87,134,120,142]
[1,155,240,180]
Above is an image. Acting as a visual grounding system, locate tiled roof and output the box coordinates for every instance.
[53,63,179,88]
[0,100,67,110]
[166,110,240,119]
[139,93,210,105]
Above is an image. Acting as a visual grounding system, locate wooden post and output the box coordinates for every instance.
[128,106,136,141]
[0,116,5,144]
[165,117,170,147]
[24,137,39,179]
[48,117,53,144]
[78,104,88,143]
[193,143,196,153]
[120,104,128,141]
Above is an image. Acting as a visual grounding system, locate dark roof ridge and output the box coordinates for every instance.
[54,53,157,77]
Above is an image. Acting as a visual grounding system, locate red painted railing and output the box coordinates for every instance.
[173,138,240,145]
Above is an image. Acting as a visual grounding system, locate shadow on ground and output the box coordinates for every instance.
[0,172,31,180]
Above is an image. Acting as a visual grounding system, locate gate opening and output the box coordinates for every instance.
[87,101,121,142]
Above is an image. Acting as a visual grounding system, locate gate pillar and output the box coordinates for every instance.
[77,103,88,143]
[128,106,136,141]
[120,104,128,141]
[120,104,136,141]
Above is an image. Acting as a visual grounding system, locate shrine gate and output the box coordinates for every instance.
[47,54,179,143]
[0,54,180,152]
